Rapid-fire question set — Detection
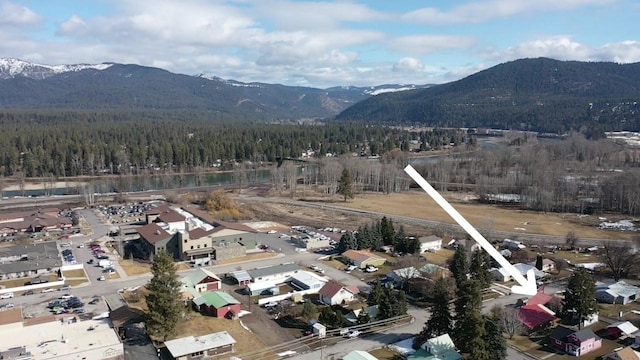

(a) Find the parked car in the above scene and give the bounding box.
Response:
[88,298,100,305]
[77,244,84,248]
[98,276,105,281]
[364,266,378,273]
[87,259,94,264]
[60,285,71,291]
[309,264,319,271]
[23,290,34,296]
[59,294,73,300]
[0,292,14,299]
[315,268,325,274]
[345,264,357,272]
[41,288,54,293]
[264,301,279,308]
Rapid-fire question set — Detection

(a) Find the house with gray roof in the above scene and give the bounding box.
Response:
[0,242,61,280]
[596,281,640,305]
[164,331,236,359]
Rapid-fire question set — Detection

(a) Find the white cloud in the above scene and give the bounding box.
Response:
[0,2,42,26]
[403,0,616,25]
[390,35,476,54]
[488,36,640,63]
[393,57,424,72]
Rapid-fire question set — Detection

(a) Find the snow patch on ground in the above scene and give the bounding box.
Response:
[598,220,636,231]
[237,310,251,318]
[387,337,416,355]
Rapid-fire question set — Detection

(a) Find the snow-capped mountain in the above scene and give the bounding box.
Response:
[0,58,112,80]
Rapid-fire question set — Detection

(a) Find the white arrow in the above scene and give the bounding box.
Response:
[404,165,537,296]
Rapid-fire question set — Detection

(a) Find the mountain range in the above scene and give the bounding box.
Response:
[336,58,640,134]
[0,58,429,120]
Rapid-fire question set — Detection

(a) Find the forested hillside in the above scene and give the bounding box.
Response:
[336,58,640,135]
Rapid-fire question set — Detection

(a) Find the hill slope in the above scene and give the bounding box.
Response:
[336,58,640,134]
[0,58,428,121]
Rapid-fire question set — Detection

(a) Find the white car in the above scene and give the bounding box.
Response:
[41,288,54,293]
[59,294,73,300]
[98,276,106,281]
[315,268,325,274]
[346,330,361,338]
[266,230,277,234]
[364,266,378,273]
[309,264,319,271]
[0,292,14,299]
[264,302,279,308]
[345,264,357,272]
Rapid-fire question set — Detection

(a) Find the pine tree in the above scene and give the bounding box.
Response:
[414,278,452,349]
[357,307,371,324]
[380,216,395,245]
[337,232,357,253]
[449,245,468,286]
[470,249,491,289]
[367,280,384,306]
[564,268,597,329]
[484,317,507,360]
[396,289,408,316]
[145,251,183,341]
[453,280,485,354]
[337,167,353,201]
[356,224,372,250]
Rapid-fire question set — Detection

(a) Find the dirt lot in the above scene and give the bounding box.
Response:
[243,190,634,240]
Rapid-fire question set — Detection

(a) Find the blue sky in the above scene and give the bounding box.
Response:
[2,0,639,87]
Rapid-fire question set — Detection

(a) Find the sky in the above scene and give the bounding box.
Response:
[2,0,640,88]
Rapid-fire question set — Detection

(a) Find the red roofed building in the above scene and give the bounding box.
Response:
[519,292,558,330]
[319,280,360,305]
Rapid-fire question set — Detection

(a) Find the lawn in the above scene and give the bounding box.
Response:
[119,260,152,276]
[62,269,86,278]
[0,274,58,289]
[423,248,455,266]
[65,278,89,286]
[172,312,275,360]
[216,252,278,265]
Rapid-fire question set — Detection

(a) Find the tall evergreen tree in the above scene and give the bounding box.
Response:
[449,245,469,286]
[380,216,395,245]
[484,317,507,360]
[356,223,372,249]
[470,249,491,289]
[337,232,357,253]
[367,280,384,306]
[454,280,486,355]
[357,307,371,324]
[337,167,353,201]
[145,251,183,341]
[535,254,544,271]
[564,268,597,329]
[414,278,452,349]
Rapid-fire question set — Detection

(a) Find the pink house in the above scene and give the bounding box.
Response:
[550,326,602,356]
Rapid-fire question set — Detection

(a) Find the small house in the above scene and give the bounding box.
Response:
[386,267,422,286]
[318,280,359,305]
[550,326,602,357]
[193,291,241,318]
[413,333,462,360]
[518,293,557,330]
[164,331,236,360]
[596,281,640,305]
[418,235,442,253]
[342,250,386,269]
[602,346,640,360]
[180,268,221,296]
[530,258,555,272]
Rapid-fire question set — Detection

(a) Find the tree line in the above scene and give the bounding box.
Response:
[337,216,421,255]
[0,110,470,178]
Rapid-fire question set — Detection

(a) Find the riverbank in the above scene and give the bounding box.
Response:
[2,181,88,192]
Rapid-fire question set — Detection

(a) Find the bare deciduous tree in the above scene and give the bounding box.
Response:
[565,231,579,250]
[600,241,640,281]
[498,307,526,339]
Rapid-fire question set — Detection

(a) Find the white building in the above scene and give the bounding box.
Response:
[318,280,360,306]
[491,263,546,282]
[0,307,123,360]
[596,281,640,305]
[418,235,443,253]
[164,331,236,360]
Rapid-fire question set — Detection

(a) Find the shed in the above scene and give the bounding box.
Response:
[312,322,326,339]
[193,291,241,318]
[229,270,251,286]
[607,321,639,339]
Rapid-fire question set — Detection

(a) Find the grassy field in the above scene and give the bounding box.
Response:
[369,348,403,360]
[119,260,152,276]
[0,274,58,289]
[65,278,89,286]
[216,252,278,265]
[344,191,633,240]
[174,312,275,360]
[422,248,455,266]
[62,269,86,278]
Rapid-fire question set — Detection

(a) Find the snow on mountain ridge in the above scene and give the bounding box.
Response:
[0,58,112,79]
